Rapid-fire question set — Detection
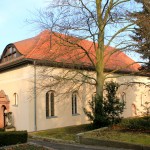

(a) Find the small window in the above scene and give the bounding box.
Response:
[121,92,126,107]
[46,91,55,117]
[9,47,13,53]
[13,47,16,52]
[132,103,137,116]
[141,94,148,106]
[92,92,96,101]
[13,93,18,106]
[91,93,96,108]
[72,92,78,115]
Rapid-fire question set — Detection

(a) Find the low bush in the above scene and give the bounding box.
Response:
[0,128,4,132]
[119,116,150,132]
[0,131,27,147]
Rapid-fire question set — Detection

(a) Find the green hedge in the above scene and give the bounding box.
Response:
[120,116,150,131]
[0,131,27,147]
[0,128,4,132]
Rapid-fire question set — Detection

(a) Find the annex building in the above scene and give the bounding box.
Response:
[0,30,149,131]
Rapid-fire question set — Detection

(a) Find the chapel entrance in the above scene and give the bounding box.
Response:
[0,90,10,128]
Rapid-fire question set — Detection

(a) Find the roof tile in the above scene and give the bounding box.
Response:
[13,30,140,72]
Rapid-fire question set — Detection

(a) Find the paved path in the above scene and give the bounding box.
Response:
[29,139,133,150]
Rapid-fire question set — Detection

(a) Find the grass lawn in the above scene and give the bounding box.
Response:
[29,124,93,141]
[83,128,150,146]
[0,144,50,150]
[29,124,150,146]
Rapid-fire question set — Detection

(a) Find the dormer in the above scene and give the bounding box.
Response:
[0,44,22,63]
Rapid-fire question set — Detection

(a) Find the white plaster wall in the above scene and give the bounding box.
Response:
[35,67,91,130]
[35,66,149,131]
[104,74,149,117]
[36,91,89,130]
[115,75,150,117]
[0,65,35,131]
[0,64,149,132]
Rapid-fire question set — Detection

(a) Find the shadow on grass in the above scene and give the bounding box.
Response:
[29,124,94,141]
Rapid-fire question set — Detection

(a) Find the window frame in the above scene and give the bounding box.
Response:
[1,46,21,63]
[13,93,18,106]
[72,91,78,115]
[121,92,126,108]
[46,90,56,118]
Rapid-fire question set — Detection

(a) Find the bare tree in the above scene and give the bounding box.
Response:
[31,0,140,100]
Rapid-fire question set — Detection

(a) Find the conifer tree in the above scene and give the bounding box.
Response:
[130,0,150,71]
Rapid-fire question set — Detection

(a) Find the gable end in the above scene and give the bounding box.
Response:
[0,44,22,64]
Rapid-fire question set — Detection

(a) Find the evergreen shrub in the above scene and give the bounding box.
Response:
[0,131,27,147]
[120,116,150,131]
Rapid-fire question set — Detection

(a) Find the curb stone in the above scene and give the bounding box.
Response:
[79,137,150,150]
[0,144,25,150]
[76,127,108,142]
[0,143,53,150]
[29,135,76,144]
[28,142,54,150]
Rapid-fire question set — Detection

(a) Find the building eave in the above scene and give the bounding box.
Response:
[29,59,149,77]
[0,58,149,77]
[0,58,33,72]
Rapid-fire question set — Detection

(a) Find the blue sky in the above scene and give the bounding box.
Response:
[0,0,47,54]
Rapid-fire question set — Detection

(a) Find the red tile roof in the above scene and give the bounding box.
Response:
[13,30,140,72]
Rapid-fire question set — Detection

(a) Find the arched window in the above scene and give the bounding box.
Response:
[132,103,137,116]
[92,92,96,101]
[13,93,18,106]
[46,91,55,117]
[121,92,126,107]
[72,92,77,115]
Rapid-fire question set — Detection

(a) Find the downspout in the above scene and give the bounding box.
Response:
[34,60,37,131]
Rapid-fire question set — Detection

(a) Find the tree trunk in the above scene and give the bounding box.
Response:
[96,0,105,100]
[96,46,105,100]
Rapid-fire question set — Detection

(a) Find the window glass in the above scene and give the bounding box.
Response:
[46,91,55,117]
[121,93,126,104]
[14,93,18,106]
[72,92,77,115]
[1,47,21,63]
